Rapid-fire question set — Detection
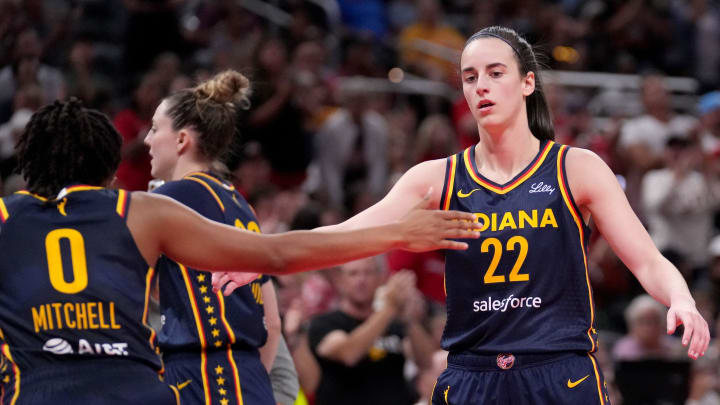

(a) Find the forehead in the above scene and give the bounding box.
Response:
[152,99,170,121]
[461,38,518,70]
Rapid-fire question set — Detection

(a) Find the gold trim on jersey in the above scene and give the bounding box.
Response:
[215,292,236,345]
[63,185,103,194]
[184,177,225,212]
[2,344,19,405]
[463,141,554,195]
[116,190,129,218]
[15,190,47,201]
[556,145,596,352]
[179,264,212,404]
[442,155,457,211]
[169,384,181,405]
[0,198,8,222]
[142,267,157,350]
[588,354,606,405]
[186,172,235,192]
[226,348,244,405]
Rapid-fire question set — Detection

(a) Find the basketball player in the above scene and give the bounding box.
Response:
[214,26,711,405]
[0,99,478,405]
[143,70,280,405]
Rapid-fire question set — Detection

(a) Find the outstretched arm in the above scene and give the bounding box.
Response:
[127,191,478,275]
[319,159,448,231]
[566,148,709,359]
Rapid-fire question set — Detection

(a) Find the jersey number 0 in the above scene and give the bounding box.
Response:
[45,228,88,294]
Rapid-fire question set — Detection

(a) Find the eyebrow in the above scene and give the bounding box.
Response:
[461,62,508,73]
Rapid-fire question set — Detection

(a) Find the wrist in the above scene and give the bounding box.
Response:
[670,294,695,307]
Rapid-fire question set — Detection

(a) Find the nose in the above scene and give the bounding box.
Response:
[143,130,151,146]
[475,77,489,95]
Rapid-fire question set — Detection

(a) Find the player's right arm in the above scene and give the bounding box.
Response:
[126,191,477,275]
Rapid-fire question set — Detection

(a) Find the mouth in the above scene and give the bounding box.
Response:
[477,101,495,110]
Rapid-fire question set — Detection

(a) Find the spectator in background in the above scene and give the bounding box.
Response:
[686,357,720,405]
[413,114,459,163]
[612,294,685,361]
[692,0,720,91]
[63,38,114,111]
[113,72,164,190]
[314,89,389,211]
[0,28,65,115]
[308,260,434,405]
[641,137,720,273]
[398,0,464,83]
[246,37,312,189]
[697,91,720,155]
[414,350,448,405]
[619,73,698,216]
[122,0,186,78]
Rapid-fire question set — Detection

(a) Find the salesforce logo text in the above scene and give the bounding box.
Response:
[473,295,542,312]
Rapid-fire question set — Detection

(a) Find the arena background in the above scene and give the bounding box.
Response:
[1,0,719,404]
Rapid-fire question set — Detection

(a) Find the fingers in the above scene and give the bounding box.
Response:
[440,240,469,250]
[212,272,231,293]
[685,315,710,359]
[443,229,481,240]
[440,210,478,223]
[668,309,710,359]
[223,281,241,296]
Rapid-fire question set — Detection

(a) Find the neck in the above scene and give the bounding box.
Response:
[340,299,373,319]
[170,158,210,181]
[475,116,540,179]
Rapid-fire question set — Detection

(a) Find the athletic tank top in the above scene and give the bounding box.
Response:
[154,172,269,353]
[439,141,599,355]
[0,187,161,372]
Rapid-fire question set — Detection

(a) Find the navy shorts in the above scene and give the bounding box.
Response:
[164,347,274,405]
[432,352,611,405]
[2,358,178,405]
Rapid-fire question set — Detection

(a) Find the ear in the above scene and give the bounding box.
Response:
[176,129,192,155]
[522,71,536,97]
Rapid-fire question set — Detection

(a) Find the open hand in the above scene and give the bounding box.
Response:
[667,300,710,359]
[397,188,480,252]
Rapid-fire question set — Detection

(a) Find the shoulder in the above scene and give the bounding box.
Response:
[564,146,607,172]
[563,147,617,205]
[156,179,224,218]
[154,179,208,204]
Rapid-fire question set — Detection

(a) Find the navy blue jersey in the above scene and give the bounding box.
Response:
[439,141,598,355]
[0,187,162,377]
[154,172,269,355]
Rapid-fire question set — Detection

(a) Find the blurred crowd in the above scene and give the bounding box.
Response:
[1,0,720,404]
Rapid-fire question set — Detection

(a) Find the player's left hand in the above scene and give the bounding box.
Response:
[212,271,259,296]
[666,300,710,360]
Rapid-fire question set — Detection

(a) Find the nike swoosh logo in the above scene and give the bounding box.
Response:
[176,379,192,391]
[567,375,589,388]
[457,188,482,198]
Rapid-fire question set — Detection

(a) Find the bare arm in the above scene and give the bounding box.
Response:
[316,305,398,366]
[566,148,710,359]
[315,271,413,366]
[319,158,448,231]
[401,288,436,370]
[258,281,281,372]
[127,191,478,274]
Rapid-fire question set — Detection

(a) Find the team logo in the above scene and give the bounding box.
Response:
[496,353,515,369]
[42,338,73,355]
[457,188,482,198]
